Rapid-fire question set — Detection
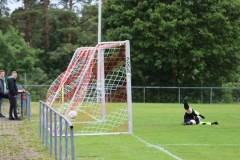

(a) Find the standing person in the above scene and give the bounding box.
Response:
[182,97,218,125]
[8,71,21,121]
[0,70,9,118]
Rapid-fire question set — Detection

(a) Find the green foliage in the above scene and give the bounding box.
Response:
[48,43,79,60]
[8,1,98,75]
[2,0,240,102]
[44,4,98,73]
[0,1,97,101]
[132,87,240,103]
[0,27,51,101]
[0,0,9,16]
[17,72,54,101]
[11,4,45,48]
[0,16,11,33]
[0,26,42,74]
[102,0,240,87]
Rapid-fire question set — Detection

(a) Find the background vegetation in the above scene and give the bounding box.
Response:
[0,0,240,101]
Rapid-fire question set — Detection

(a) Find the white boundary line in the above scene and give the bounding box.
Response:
[132,135,239,159]
[160,144,240,146]
[132,134,182,160]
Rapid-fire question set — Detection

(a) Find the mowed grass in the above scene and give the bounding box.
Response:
[74,103,240,160]
[0,102,53,159]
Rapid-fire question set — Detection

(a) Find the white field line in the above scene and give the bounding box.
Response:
[132,134,182,160]
[229,115,240,118]
[160,144,240,146]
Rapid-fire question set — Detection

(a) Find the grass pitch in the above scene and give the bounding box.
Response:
[23,102,240,159]
[0,102,53,159]
[74,103,240,160]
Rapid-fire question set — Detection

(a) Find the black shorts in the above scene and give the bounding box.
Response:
[184,118,192,122]
[183,117,200,124]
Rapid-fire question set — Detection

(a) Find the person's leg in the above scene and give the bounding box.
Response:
[8,95,15,120]
[190,119,197,125]
[12,97,20,120]
[0,98,3,117]
[183,97,205,119]
[183,98,195,125]
[199,121,218,125]
[183,97,193,114]
[182,119,197,125]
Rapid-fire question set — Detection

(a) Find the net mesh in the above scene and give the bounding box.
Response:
[45,41,131,135]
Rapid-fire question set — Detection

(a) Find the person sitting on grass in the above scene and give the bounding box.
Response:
[182,97,218,125]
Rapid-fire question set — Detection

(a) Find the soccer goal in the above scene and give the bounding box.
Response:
[45,40,132,136]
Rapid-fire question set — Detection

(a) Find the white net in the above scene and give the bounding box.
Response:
[45,41,132,135]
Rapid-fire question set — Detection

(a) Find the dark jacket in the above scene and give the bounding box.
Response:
[7,76,18,96]
[0,79,3,93]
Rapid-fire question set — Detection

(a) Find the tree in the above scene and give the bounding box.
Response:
[102,0,240,87]
[0,0,11,33]
[7,0,97,76]
[47,2,98,62]
[0,26,42,74]
[50,0,95,61]
[11,0,45,48]
[44,0,50,47]
[0,0,9,16]
[0,26,50,101]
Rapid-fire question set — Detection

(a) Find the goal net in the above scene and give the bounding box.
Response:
[45,41,132,135]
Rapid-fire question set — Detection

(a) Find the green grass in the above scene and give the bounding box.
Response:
[0,102,53,160]
[73,103,240,160]
[3,102,239,160]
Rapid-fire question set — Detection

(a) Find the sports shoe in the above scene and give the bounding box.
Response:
[0,113,5,118]
[9,117,15,120]
[15,118,22,121]
[182,121,192,125]
[183,97,188,103]
[212,121,218,125]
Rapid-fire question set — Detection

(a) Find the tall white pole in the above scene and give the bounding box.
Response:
[125,40,133,134]
[98,0,102,43]
[97,1,105,123]
[99,0,105,121]
[97,0,102,99]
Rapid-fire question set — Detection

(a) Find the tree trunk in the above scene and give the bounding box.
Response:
[67,0,73,61]
[44,0,50,47]
[24,1,32,48]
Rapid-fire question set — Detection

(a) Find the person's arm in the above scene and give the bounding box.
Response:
[0,80,3,93]
[8,79,17,96]
[18,89,25,93]
[199,114,205,119]
[193,110,205,119]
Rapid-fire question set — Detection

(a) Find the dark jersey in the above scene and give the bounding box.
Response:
[184,112,195,119]
[183,109,200,124]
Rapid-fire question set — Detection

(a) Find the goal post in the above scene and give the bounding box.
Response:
[97,49,106,122]
[125,40,133,134]
[45,40,133,136]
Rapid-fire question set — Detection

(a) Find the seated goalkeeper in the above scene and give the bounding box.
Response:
[182,97,218,125]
